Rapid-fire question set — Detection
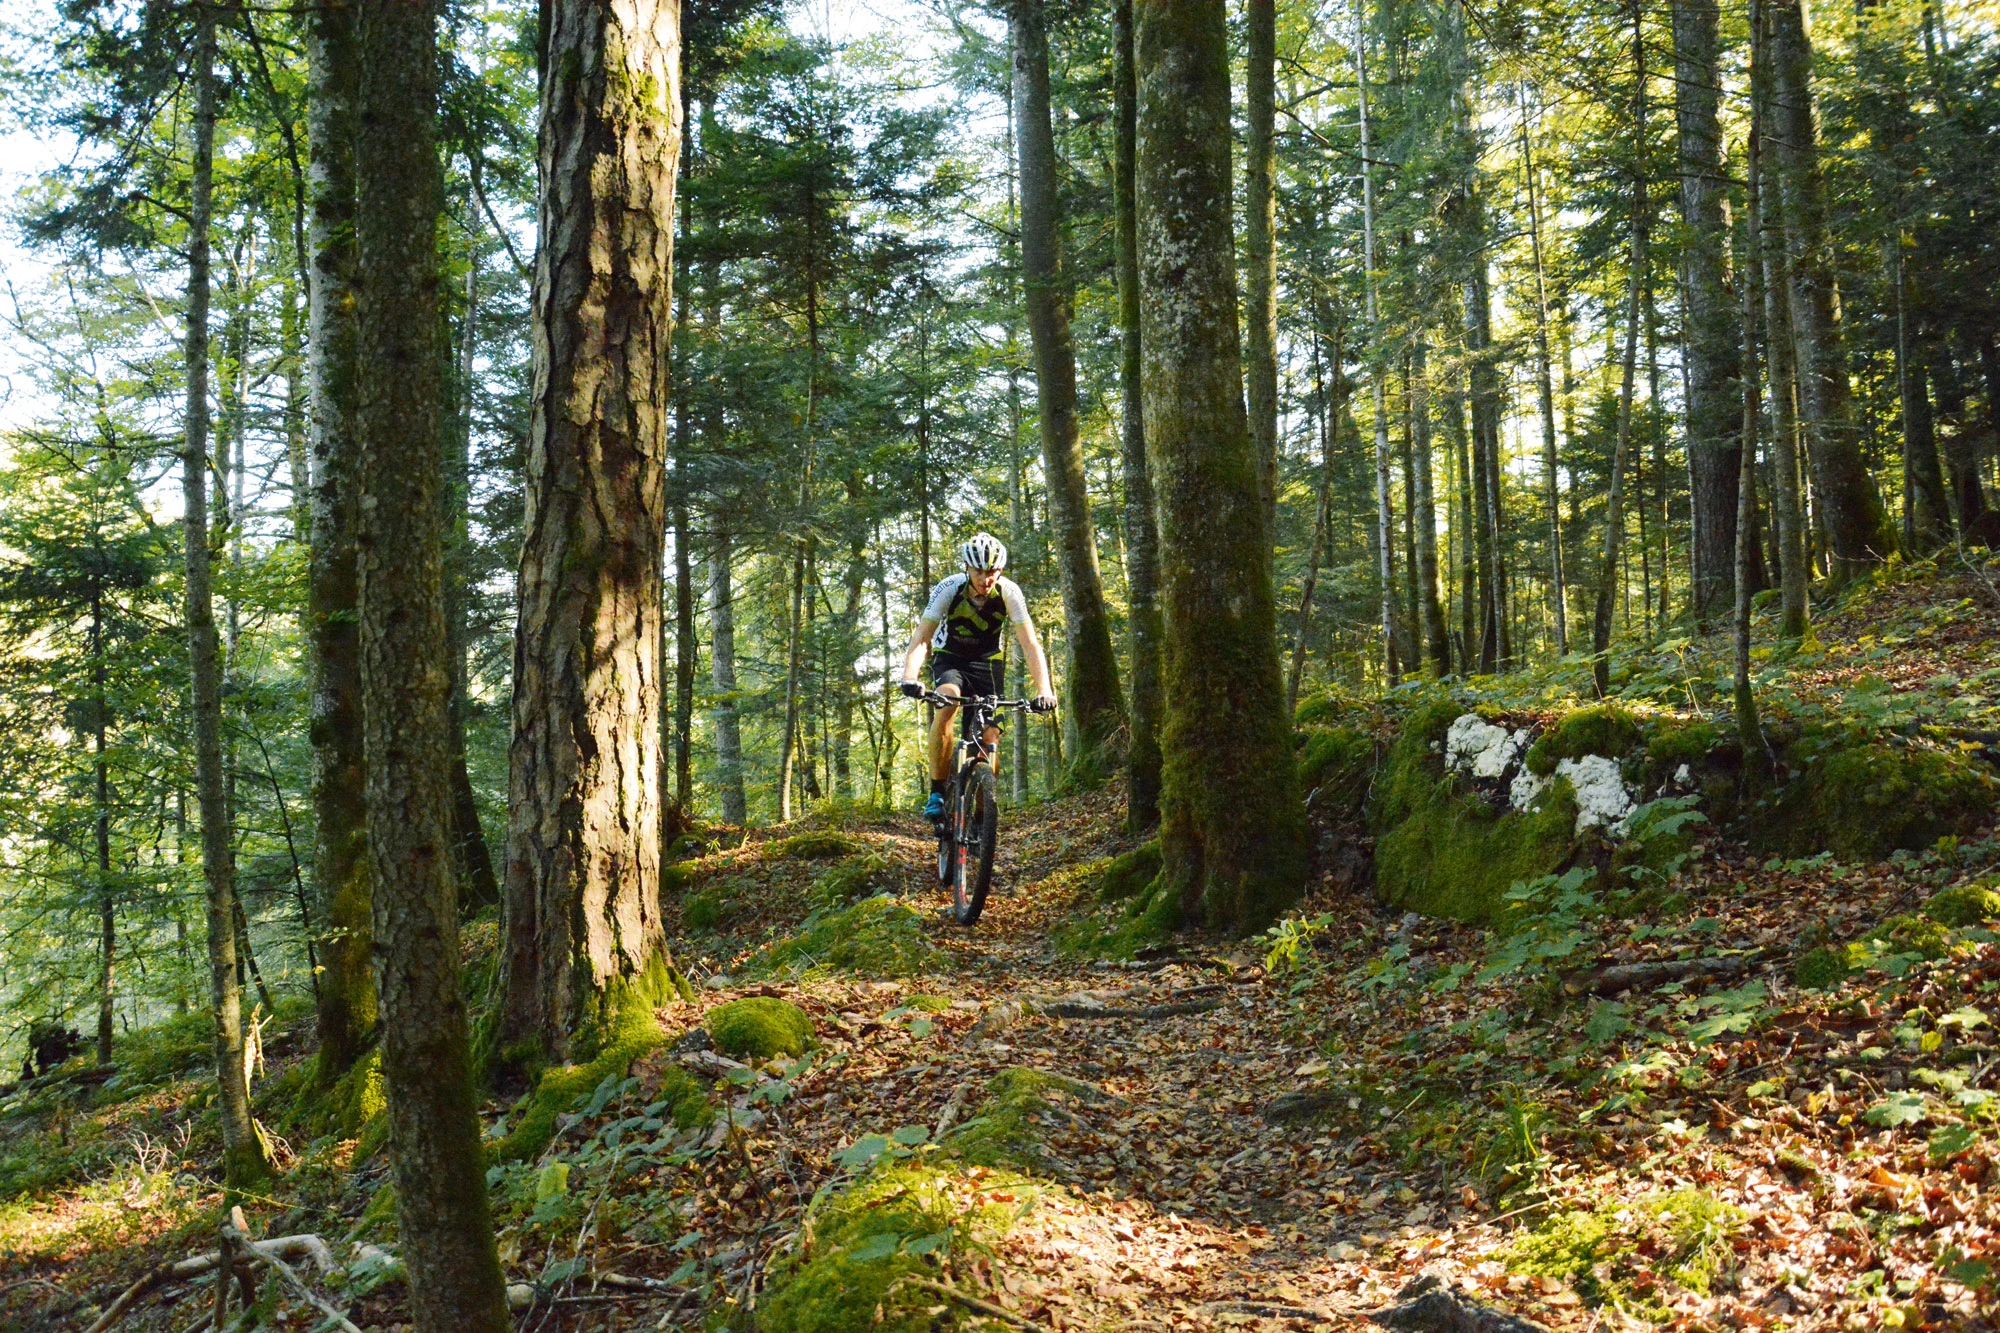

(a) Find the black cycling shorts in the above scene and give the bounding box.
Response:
[931,654,1006,726]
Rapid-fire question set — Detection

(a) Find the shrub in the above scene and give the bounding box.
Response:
[773,832,864,860]
[1923,883,2000,927]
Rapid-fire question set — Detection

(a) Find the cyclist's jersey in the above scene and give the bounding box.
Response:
[923,574,1031,662]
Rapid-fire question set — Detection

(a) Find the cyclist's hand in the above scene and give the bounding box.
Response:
[900,680,926,700]
[1030,694,1058,714]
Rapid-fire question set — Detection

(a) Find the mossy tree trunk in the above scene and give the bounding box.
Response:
[1768,0,1895,582]
[352,2,510,1325]
[1672,0,1742,628]
[184,8,270,1189]
[502,0,682,1059]
[1014,0,1124,758]
[1135,0,1306,933]
[304,0,375,1080]
[1242,0,1277,545]
[1736,36,1768,766]
[1113,0,1161,830]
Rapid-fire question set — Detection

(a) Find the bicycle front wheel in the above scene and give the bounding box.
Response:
[950,765,999,926]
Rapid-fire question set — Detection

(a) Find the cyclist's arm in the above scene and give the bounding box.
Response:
[1012,620,1055,699]
[901,619,938,686]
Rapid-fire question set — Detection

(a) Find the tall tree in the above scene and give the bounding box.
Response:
[1243,0,1278,540]
[1753,0,1810,638]
[182,6,270,1189]
[1113,0,1162,830]
[1519,90,1568,656]
[1355,0,1399,683]
[1136,0,1305,932]
[501,0,683,1058]
[1671,0,1741,626]
[352,0,510,1323]
[1767,0,1894,581]
[303,0,372,1082]
[1013,0,1124,760]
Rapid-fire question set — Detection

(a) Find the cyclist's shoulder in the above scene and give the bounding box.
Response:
[924,573,968,607]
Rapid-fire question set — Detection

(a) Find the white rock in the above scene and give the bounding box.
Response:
[1558,755,1635,834]
[1510,767,1549,810]
[1443,714,1527,779]
[1674,763,1693,785]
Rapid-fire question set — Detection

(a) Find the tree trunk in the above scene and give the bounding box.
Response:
[1113,0,1162,831]
[1014,0,1124,757]
[1753,0,1811,639]
[501,0,681,1060]
[1243,0,1278,545]
[447,240,499,916]
[1894,244,1950,550]
[1938,340,1987,533]
[706,528,746,823]
[1768,0,1894,580]
[1356,9,1399,684]
[1520,96,1569,657]
[94,593,114,1066]
[1410,338,1449,675]
[1289,317,1344,707]
[1736,0,1768,763]
[184,8,269,1189]
[303,0,374,1082]
[1466,266,1510,671]
[1136,0,1306,932]
[1451,378,1477,667]
[1592,1,1648,699]
[352,3,510,1323]
[1671,0,1740,627]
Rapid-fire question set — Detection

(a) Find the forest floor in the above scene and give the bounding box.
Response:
[5,562,2000,1332]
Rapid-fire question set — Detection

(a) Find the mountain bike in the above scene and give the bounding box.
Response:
[916,689,1039,926]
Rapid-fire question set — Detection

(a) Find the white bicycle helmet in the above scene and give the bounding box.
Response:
[960,532,1008,572]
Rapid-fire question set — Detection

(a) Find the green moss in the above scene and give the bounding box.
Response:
[773,832,864,861]
[1525,704,1644,777]
[707,998,815,1060]
[1646,717,1720,768]
[812,852,895,909]
[903,993,953,1013]
[1370,699,1464,826]
[1373,766,1580,925]
[1792,945,1858,990]
[488,956,691,1164]
[653,1066,716,1131]
[942,1067,1110,1172]
[757,1163,1028,1333]
[1507,1189,1744,1311]
[750,896,942,978]
[1924,883,2000,927]
[1293,687,1363,729]
[1094,841,1162,903]
[1868,914,1954,960]
[328,1048,386,1138]
[1295,725,1375,816]
[1765,741,1998,862]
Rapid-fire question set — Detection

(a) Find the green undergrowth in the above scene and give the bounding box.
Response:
[772,831,866,861]
[1506,1188,1745,1314]
[489,958,694,1164]
[943,1066,1112,1172]
[749,895,941,978]
[1760,739,1997,862]
[1792,904,1977,990]
[811,852,895,909]
[707,997,816,1060]
[1053,869,1181,958]
[1093,841,1161,903]
[756,1161,1035,1333]
[1924,882,2000,926]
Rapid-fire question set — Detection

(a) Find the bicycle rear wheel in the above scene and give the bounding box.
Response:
[950,765,999,926]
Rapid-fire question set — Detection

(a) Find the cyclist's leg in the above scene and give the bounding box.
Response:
[927,658,967,820]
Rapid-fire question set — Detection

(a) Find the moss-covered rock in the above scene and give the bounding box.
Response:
[756,1163,1027,1333]
[811,852,895,908]
[1370,705,1581,924]
[1293,687,1365,730]
[707,997,815,1060]
[750,895,942,978]
[1763,741,1997,862]
[1645,716,1721,769]
[773,831,864,860]
[682,888,726,930]
[1524,704,1644,777]
[1924,882,2000,927]
[1296,725,1376,817]
[1094,841,1161,903]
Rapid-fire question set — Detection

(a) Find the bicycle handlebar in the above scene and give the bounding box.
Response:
[912,689,1037,711]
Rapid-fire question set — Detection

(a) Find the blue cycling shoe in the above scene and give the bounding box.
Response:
[923,793,945,820]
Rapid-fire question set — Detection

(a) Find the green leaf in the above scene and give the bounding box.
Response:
[1941,1006,1990,1031]
[534,1160,570,1201]
[1864,1092,1930,1128]
[903,1230,952,1256]
[581,1073,621,1118]
[909,1017,935,1038]
[1583,1001,1630,1046]
[847,1232,904,1263]
[890,1124,930,1147]
[833,1133,892,1170]
[1929,1124,1979,1160]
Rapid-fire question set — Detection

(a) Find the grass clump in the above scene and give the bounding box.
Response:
[773,831,865,861]
[812,852,895,909]
[707,997,816,1060]
[1506,1189,1744,1312]
[751,896,941,978]
[1524,704,1644,777]
[1293,687,1365,730]
[943,1066,1111,1172]
[757,1163,1028,1333]
[903,993,953,1012]
[107,1010,216,1088]
[1924,882,2000,927]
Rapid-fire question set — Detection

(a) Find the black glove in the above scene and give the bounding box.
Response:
[900,680,926,700]
[1029,696,1057,714]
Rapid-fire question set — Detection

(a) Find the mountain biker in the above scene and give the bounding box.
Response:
[899,533,1057,820]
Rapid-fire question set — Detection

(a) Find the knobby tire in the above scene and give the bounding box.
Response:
[950,765,999,926]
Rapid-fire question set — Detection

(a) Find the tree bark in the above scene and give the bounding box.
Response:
[184,7,269,1190]
[1113,0,1162,831]
[1013,0,1124,757]
[706,527,746,824]
[1768,0,1895,581]
[303,0,373,1082]
[1671,0,1741,626]
[352,2,510,1324]
[448,236,499,916]
[1519,93,1568,657]
[501,0,681,1059]
[1736,49,1768,761]
[1356,8,1399,684]
[1136,0,1306,932]
[1894,243,1950,551]
[93,592,114,1066]
[1753,0,1811,639]
[1243,0,1278,544]
[1410,338,1449,675]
